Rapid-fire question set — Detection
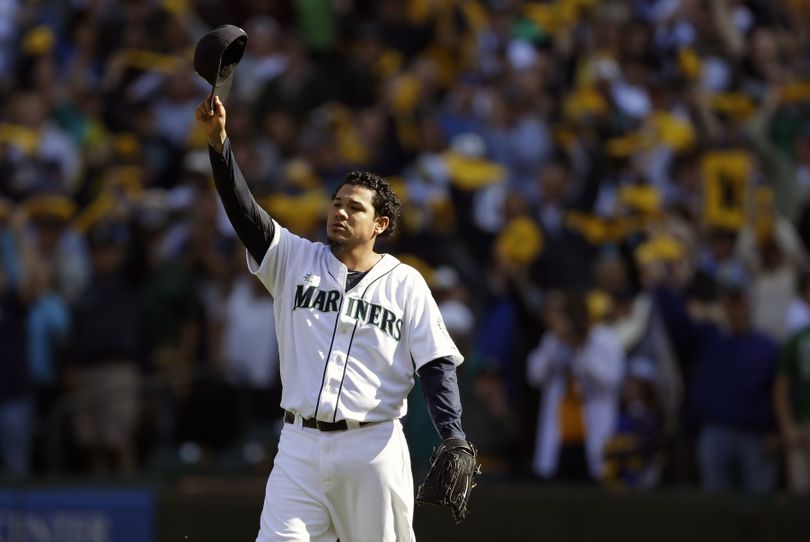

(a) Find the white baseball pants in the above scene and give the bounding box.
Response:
[256,416,415,541]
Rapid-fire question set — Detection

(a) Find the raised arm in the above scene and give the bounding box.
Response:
[194,96,275,263]
[526,332,563,388]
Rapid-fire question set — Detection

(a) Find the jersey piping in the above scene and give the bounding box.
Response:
[312,293,345,421]
[331,263,402,423]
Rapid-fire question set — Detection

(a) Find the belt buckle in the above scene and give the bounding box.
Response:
[316,420,339,432]
[316,419,352,431]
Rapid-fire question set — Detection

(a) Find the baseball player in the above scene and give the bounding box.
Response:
[195,95,479,541]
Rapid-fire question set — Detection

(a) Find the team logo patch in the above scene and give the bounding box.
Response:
[303,273,320,287]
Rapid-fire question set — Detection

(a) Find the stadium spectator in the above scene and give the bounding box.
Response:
[774,324,810,493]
[527,291,624,482]
[66,219,140,475]
[656,264,780,493]
[0,205,44,478]
[602,356,666,490]
[217,245,281,459]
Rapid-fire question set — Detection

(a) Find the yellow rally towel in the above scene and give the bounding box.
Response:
[0,123,40,155]
[443,152,506,190]
[495,216,544,265]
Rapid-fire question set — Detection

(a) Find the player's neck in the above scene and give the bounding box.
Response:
[330,243,381,272]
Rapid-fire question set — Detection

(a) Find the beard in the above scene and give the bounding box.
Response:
[327,237,346,250]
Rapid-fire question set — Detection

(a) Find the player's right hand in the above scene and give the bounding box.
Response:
[195,95,227,153]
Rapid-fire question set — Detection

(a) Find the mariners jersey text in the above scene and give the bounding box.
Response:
[293,284,403,340]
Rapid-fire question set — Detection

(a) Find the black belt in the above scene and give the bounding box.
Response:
[283,410,374,432]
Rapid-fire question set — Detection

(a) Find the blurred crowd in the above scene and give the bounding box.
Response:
[2,0,810,496]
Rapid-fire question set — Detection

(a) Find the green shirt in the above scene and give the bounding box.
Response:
[778,328,810,422]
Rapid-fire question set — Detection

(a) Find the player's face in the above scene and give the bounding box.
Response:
[327,184,388,246]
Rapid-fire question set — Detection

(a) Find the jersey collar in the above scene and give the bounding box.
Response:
[326,251,400,294]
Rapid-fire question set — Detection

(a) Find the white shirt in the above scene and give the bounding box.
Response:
[248,220,462,423]
[527,326,624,479]
[751,266,796,340]
[221,277,279,389]
[786,298,810,336]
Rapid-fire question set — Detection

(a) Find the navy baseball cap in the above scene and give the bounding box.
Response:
[193,24,248,110]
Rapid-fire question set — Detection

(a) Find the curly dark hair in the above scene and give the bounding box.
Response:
[333,171,401,238]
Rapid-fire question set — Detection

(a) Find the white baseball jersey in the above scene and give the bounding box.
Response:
[247,219,463,423]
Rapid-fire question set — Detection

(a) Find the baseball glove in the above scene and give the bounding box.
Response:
[416,438,481,522]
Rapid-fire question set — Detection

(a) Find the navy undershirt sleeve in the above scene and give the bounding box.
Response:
[417,356,466,441]
[209,139,275,263]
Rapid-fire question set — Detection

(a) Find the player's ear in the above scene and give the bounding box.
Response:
[375,216,390,235]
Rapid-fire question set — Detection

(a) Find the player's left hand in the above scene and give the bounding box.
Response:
[416,438,481,523]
